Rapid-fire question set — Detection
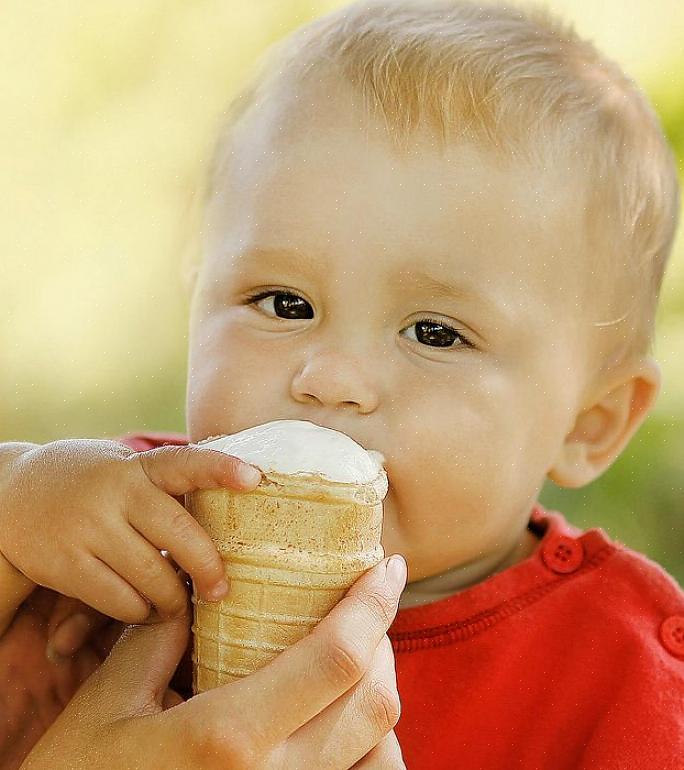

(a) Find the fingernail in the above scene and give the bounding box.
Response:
[45,641,64,664]
[238,464,262,488]
[206,579,229,601]
[52,613,90,656]
[385,555,407,593]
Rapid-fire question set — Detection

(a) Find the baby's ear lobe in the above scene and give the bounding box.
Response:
[546,356,662,489]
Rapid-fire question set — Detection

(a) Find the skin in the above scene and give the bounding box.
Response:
[186,74,661,608]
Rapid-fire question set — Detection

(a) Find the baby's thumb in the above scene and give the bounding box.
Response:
[92,606,191,718]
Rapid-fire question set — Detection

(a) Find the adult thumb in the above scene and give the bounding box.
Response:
[91,604,191,719]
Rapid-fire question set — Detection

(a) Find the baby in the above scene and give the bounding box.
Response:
[2,1,683,768]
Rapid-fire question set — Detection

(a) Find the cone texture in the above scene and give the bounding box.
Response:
[185,470,386,693]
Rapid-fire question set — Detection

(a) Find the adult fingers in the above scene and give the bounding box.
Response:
[89,602,191,718]
[46,594,112,658]
[200,554,407,747]
[47,593,82,637]
[47,609,111,660]
[127,487,228,602]
[52,645,103,708]
[21,609,193,770]
[352,731,406,769]
[92,530,188,620]
[284,635,401,768]
[131,444,262,497]
[90,617,127,661]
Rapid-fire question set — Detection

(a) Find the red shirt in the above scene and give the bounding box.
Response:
[122,433,684,767]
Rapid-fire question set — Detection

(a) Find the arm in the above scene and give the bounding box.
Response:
[0,443,39,637]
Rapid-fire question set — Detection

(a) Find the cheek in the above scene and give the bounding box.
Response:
[187,313,288,437]
[382,381,490,500]
[385,367,540,514]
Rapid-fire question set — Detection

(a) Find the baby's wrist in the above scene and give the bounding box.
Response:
[0,449,40,633]
[0,548,34,585]
[0,442,40,583]
[0,549,37,636]
[0,441,39,488]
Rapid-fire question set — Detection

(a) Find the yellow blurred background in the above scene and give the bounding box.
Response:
[2,1,682,580]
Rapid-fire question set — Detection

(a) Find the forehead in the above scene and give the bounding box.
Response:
[205,76,594,327]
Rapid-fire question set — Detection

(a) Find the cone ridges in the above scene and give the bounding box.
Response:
[187,469,386,692]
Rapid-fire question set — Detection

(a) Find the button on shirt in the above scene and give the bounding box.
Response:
[660,615,684,658]
[541,534,585,573]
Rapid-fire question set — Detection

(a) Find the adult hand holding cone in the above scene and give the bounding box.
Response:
[21,556,408,769]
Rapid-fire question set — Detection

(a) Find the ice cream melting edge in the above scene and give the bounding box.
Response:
[196,419,386,485]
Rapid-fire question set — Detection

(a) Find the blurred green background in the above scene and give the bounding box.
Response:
[1,1,682,583]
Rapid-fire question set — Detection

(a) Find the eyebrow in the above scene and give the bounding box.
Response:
[238,246,511,325]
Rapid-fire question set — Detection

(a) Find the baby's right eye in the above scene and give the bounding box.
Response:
[247,290,314,320]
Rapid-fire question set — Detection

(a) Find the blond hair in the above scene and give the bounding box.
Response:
[190,0,680,364]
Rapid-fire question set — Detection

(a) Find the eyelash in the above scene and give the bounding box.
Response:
[243,289,475,350]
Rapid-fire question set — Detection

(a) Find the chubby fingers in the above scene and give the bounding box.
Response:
[126,486,230,607]
[47,593,89,638]
[90,528,191,620]
[61,555,153,624]
[125,445,264,603]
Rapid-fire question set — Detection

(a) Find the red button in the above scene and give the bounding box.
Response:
[541,535,584,574]
[659,615,684,658]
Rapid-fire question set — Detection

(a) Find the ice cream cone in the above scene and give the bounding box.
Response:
[185,467,386,693]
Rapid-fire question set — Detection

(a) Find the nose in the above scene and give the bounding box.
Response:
[290,349,380,414]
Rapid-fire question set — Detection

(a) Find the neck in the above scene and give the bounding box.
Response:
[398,526,539,610]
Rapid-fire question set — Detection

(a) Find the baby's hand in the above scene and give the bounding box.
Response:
[0,439,262,623]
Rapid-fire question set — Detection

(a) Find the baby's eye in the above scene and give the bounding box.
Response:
[247,290,314,320]
[245,291,473,350]
[401,319,473,349]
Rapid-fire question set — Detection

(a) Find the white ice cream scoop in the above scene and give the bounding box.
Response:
[197,419,386,485]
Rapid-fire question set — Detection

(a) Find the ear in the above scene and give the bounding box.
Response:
[547,356,662,489]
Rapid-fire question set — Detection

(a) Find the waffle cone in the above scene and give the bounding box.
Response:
[185,469,386,693]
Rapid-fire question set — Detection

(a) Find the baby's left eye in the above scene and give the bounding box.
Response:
[401,319,473,349]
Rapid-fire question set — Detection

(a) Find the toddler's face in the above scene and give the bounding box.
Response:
[186,80,603,598]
